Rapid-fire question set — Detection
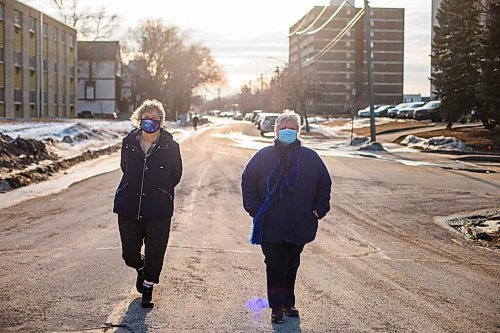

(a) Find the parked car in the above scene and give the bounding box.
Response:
[373,105,394,117]
[357,105,380,118]
[259,113,280,136]
[413,101,442,121]
[396,102,425,119]
[232,112,244,120]
[77,110,94,118]
[244,113,254,121]
[387,103,409,118]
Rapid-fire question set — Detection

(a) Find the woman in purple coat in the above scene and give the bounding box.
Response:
[241,111,332,323]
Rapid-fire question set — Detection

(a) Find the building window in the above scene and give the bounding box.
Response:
[63,93,66,105]
[85,81,96,100]
[14,10,22,27]
[69,66,75,78]
[70,94,75,105]
[29,56,36,70]
[54,62,58,73]
[346,51,351,58]
[0,87,4,102]
[29,90,36,104]
[346,40,351,48]
[43,59,48,71]
[69,35,74,48]
[43,92,48,104]
[53,28,58,41]
[54,93,58,105]
[0,4,4,21]
[0,47,3,63]
[346,62,351,69]
[14,89,23,104]
[43,23,48,38]
[14,52,22,68]
[29,17,36,33]
[62,31,66,44]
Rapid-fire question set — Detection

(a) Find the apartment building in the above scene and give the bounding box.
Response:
[0,0,76,118]
[289,0,404,115]
[77,41,122,118]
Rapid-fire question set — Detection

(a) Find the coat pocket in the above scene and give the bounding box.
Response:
[116,183,129,196]
[158,187,173,200]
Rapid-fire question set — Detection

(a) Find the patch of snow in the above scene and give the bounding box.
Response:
[401,135,472,151]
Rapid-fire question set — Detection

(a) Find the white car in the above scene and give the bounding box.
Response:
[357,105,380,118]
[259,113,280,136]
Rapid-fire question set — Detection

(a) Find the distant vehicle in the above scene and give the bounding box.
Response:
[373,105,394,117]
[252,110,263,122]
[357,105,381,118]
[232,112,244,120]
[77,110,94,118]
[387,103,409,118]
[220,111,234,117]
[244,113,254,121]
[259,113,280,136]
[396,102,425,119]
[413,101,442,121]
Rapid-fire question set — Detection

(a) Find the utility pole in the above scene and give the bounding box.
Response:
[297,33,310,132]
[364,0,376,142]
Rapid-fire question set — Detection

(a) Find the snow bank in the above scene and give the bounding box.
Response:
[401,135,472,151]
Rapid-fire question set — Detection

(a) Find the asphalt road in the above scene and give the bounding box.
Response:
[1,122,499,333]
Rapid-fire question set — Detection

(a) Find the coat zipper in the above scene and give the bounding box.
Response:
[137,157,147,219]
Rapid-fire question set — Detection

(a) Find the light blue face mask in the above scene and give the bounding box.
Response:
[278,129,297,145]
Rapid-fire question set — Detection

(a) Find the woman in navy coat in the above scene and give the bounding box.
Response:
[113,99,182,308]
[241,110,331,323]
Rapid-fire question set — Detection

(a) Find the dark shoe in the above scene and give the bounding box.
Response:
[271,308,284,324]
[136,268,145,293]
[284,306,299,317]
[141,285,154,308]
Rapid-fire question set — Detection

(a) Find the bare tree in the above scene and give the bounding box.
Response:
[50,0,119,40]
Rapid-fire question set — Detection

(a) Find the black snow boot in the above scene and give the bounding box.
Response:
[141,285,154,308]
[136,268,145,293]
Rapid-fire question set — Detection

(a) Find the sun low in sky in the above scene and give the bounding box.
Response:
[24,0,432,98]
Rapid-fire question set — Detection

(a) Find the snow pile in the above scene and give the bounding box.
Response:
[401,135,472,151]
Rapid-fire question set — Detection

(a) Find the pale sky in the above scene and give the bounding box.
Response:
[22,0,432,98]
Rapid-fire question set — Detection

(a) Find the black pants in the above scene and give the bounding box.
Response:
[118,215,171,284]
[261,242,305,309]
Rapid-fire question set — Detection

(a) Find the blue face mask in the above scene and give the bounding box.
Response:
[278,129,297,145]
[140,118,161,134]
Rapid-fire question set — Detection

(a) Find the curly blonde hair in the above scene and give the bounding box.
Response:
[130,99,166,128]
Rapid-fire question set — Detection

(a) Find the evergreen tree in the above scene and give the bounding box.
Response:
[478,1,500,130]
[431,0,482,124]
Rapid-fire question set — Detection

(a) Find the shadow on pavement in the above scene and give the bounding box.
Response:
[272,317,302,332]
[116,297,153,333]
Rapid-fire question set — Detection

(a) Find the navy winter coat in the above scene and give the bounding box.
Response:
[241,143,332,245]
[113,128,182,221]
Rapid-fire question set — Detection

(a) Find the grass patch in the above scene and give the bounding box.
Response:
[349,120,431,136]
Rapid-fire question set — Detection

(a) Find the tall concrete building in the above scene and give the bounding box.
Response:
[289,1,404,115]
[0,0,77,119]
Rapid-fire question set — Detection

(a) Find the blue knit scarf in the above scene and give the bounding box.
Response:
[250,139,301,245]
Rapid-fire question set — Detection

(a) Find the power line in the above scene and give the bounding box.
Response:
[294,6,328,35]
[305,8,365,64]
[305,0,348,35]
[288,9,316,36]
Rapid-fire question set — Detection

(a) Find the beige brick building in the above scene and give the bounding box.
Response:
[0,0,76,118]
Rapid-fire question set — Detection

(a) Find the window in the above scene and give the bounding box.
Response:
[29,56,36,70]
[70,94,75,105]
[69,66,75,77]
[69,35,74,48]
[54,62,58,73]
[29,17,36,33]
[14,52,22,67]
[43,59,48,71]
[0,47,3,63]
[85,80,95,100]
[14,89,23,103]
[43,23,48,38]
[346,62,351,69]
[63,93,66,105]
[53,28,58,41]
[29,90,36,104]
[14,10,22,27]
[43,92,48,104]
[54,93,58,105]
[346,52,351,58]
[0,4,4,21]
[0,87,4,102]
[62,31,66,44]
